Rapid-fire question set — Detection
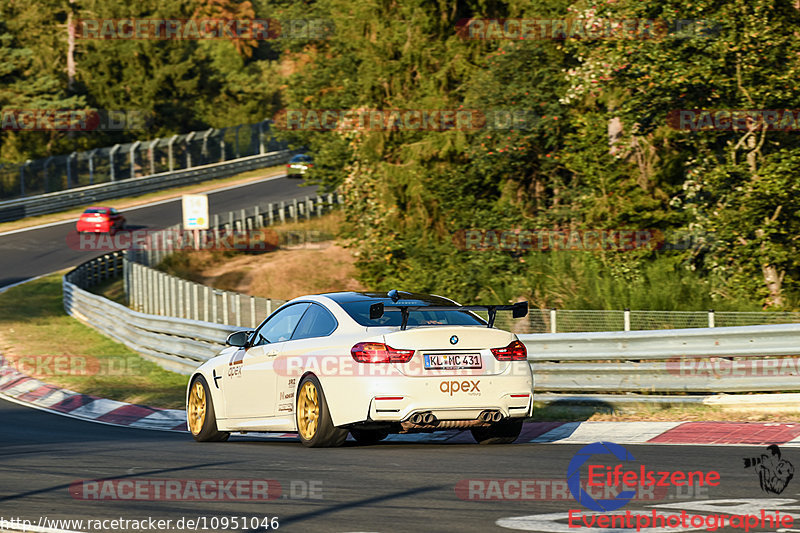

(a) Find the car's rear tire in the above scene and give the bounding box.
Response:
[471,418,524,444]
[187,375,230,442]
[350,428,389,445]
[296,375,347,447]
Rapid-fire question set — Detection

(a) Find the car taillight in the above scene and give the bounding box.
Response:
[286,164,292,167]
[308,163,314,167]
[351,342,414,363]
[491,340,527,361]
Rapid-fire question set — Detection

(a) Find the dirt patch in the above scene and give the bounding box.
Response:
[176,242,364,300]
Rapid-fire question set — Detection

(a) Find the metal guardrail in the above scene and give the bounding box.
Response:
[62,251,800,392]
[64,252,235,374]
[520,327,800,393]
[0,150,293,223]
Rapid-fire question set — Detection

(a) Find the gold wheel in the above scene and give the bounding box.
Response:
[188,381,207,435]
[297,380,320,440]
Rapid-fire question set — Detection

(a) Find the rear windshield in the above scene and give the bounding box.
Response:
[83,208,108,214]
[290,155,312,163]
[340,300,486,327]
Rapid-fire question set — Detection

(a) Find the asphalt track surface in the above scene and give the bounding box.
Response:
[0,175,318,288]
[2,177,800,532]
[1,398,799,533]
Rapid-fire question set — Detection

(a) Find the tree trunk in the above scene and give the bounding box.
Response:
[761,264,784,308]
[67,0,75,92]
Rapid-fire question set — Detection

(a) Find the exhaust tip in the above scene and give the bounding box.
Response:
[422,413,437,424]
[409,413,423,424]
[491,411,504,422]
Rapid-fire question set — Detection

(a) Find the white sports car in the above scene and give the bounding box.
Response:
[186,290,533,447]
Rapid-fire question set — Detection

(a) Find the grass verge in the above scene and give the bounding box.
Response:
[532,401,800,422]
[0,272,187,408]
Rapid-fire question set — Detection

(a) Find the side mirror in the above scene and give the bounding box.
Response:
[369,302,384,320]
[512,301,529,319]
[226,330,252,347]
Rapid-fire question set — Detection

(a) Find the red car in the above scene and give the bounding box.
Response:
[76,207,126,234]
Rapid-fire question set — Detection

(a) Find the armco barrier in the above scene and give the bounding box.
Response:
[0,150,293,222]
[64,252,235,374]
[63,252,800,393]
[520,326,800,393]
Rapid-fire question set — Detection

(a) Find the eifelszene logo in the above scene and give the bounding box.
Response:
[743,444,794,494]
[567,441,721,512]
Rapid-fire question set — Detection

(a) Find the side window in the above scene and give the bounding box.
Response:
[291,303,338,340]
[251,303,310,346]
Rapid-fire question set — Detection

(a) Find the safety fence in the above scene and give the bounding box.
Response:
[493,308,800,334]
[0,120,284,201]
[122,193,342,328]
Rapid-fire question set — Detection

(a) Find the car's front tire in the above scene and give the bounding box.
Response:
[296,375,347,447]
[471,418,524,444]
[187,375,230,442]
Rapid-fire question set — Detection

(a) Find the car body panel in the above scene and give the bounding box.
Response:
[187,291,534,435]
[76,206,125,233]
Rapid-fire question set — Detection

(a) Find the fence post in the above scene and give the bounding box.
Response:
[212,290,218,323]
[67,152,77,188]
[130,140,141,179]
[708,309,715,328]
[193,283,199,321]
[87,150,97,185]
[250,297,256,328]
[624,308,631,332]
[158,273,166,315]
[123,256,130,305]
[221,291,228,325]
[268,203,274,225]
[109,144,120,181]
[148,139,159,175]
[175,277,182,318]
[266,299,272,317]
[20,160,31,196]
[550,308,557,334]
[205,285,211,322]
[235,292,242,327]
[185,132,196,168]
[168,134,179,172]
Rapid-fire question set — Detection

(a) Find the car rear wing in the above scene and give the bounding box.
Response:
[369,301,528,330]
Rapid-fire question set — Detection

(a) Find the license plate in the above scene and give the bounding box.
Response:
[424,353,482,370]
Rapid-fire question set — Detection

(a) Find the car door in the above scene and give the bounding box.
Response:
[274,303,339,413]
[223,303,310,419]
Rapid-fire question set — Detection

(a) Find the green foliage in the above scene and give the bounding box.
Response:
[4,0,800,310]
